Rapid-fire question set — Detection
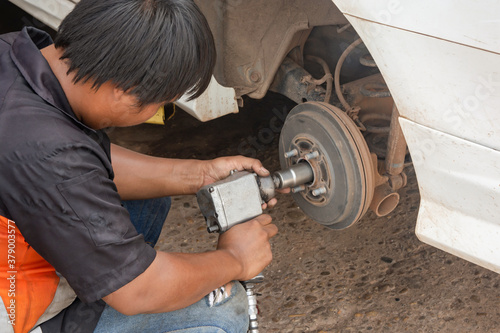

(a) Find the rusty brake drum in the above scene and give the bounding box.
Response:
[279,102,374,229]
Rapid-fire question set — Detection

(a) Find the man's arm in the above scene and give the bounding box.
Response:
[111,144,272,200]
[108,144,279,315]
[102,214,277,315]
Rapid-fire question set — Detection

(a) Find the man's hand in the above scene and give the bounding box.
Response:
[201,156,270,185]
[200,156,279,208]
[103,214,277,315]
[216,214,278,281]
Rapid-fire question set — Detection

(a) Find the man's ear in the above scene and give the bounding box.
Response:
[113,87,126,102]
[112,87,138,107]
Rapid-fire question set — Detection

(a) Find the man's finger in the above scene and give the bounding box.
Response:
[266,198,278,208]
[231,155,270,178]
[237,157,269,177]
[251,163,270,177]
[254,214,272,225]
[255,165,270,177]
[264,224,278,238]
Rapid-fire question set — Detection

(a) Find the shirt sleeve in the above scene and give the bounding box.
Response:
[1,142,156,303]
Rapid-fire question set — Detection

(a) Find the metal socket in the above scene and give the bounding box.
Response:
[273,162,314,189]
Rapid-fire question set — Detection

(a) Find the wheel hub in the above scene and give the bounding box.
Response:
[279,102,374,229]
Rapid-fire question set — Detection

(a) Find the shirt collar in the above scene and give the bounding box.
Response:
[9,27,95,133]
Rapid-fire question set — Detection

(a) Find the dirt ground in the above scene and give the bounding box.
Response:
[109,94,500,333]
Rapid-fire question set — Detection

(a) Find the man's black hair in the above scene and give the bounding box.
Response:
[54,0,216,105]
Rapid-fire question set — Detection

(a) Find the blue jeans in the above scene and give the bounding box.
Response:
[94,198,249,333]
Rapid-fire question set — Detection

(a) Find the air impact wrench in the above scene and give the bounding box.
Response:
[196,162,314,333]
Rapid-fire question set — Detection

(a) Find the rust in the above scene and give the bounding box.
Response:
[385,105,407,176]
[365,105,407,216]
[249,70,262,83]
[304,55,333,103]
[370,183,400,217]
[279,102,375,229]
[334,38,363,112]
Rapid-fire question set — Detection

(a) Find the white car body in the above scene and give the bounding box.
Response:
[332,0,500,274]
[9,0,500,274]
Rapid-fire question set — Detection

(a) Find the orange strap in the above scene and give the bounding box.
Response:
[0,216,59,333]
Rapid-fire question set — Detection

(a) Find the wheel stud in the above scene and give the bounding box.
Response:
[292,185,306,193]
[312,187,327,196]
[305,151,319,160]
[284,149,298,158]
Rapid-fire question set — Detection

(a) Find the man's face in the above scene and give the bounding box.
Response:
[78,83,167,129]
[105,99,165,128]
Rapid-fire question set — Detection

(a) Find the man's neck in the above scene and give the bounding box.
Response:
[40,44,84,122]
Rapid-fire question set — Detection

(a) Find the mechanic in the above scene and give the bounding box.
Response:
[0,0,278,332]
